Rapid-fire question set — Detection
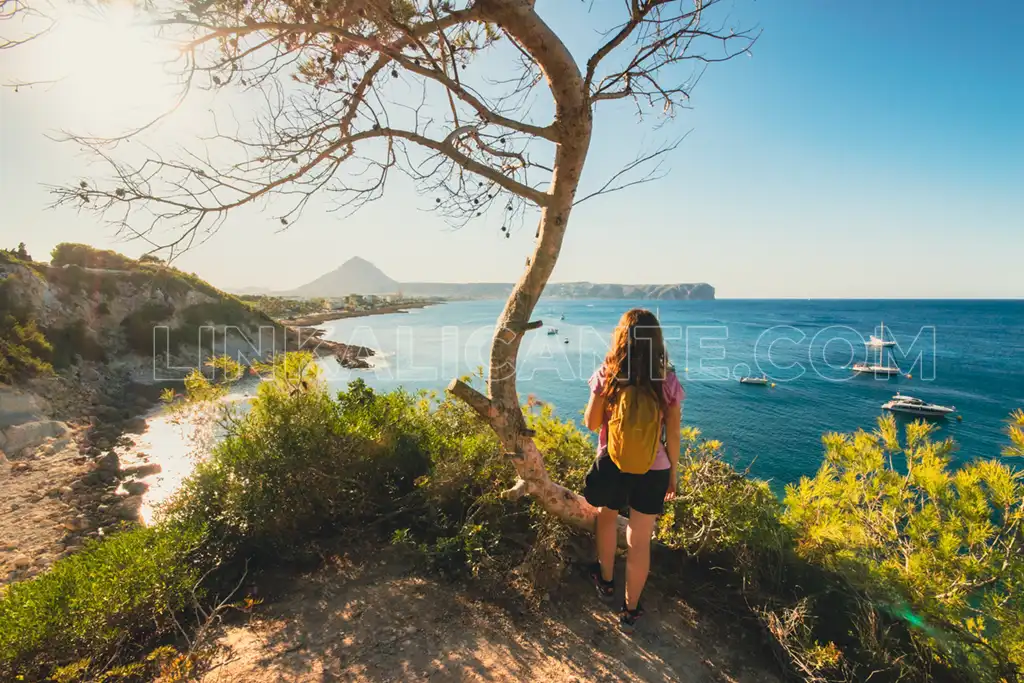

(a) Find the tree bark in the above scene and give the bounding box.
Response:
[450,0,625,541]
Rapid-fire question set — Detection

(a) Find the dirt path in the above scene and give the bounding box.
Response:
[203,547,779,683]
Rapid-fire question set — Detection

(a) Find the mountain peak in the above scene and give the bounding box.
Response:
[290,257,399,296]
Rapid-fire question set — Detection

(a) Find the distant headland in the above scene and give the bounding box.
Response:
[240,257,715,301]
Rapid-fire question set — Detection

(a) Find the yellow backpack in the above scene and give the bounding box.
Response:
[607,385,662,474]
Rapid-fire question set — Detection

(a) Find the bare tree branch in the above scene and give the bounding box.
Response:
[0,0,53,52]
[573,135,686,206]
[584,0,758,115]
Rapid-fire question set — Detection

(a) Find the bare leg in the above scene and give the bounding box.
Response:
[625,510,657,610]
[596,507,619,582]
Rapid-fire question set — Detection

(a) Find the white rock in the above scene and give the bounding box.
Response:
[2,420,70,454]
[0,387,49,429]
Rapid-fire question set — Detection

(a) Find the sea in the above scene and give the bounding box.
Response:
[315,299,1024,488]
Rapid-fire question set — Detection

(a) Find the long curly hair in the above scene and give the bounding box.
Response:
[600,308,669,411]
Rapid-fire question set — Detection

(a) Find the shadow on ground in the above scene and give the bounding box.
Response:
[201,545,779,683]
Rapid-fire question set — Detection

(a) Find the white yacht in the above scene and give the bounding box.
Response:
[852,361,902,376]
[547,327,558,335]
[739,374,769,386]
[866,321,897,348]
[882,393,955,418]
[853,344,901,377]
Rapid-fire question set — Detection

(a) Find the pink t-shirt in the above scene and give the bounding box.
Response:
[589,365,685,471]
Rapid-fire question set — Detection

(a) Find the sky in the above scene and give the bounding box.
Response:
[0,0,1022,298]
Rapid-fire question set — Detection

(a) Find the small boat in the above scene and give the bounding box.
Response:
[559,314,565,321]
[866,321,897,348]
[547,327,558,335]
[882,393,955,418]
[739,374,769,386]
[563,338,569,344]
[852,362,902,376]
[853,343,901,377]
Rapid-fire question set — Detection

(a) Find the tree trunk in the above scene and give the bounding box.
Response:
[450,0,625,540]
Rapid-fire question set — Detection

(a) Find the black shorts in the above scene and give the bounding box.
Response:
[582,453,671,516]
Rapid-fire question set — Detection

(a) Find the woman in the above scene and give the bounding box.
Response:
[582,308,683,633]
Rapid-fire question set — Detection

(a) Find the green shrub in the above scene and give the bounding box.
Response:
[783,415,1024,681]
[658,428,787,569]
[50,243,136,270]
[120,303,175,354]
[0,524,203,680]
[46,320,107,368]
[164,355,435,560]
[1,243,31,263]
[525,397,594,492]
[164,361,591,580]
[0,316,53,383]
[0,278,53,382]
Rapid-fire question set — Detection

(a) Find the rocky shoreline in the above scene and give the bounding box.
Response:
[1,373,166,585]
[293,326,377,369]
[0,332,379,586]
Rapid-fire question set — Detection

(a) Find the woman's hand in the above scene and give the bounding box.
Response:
[665,466,678,501]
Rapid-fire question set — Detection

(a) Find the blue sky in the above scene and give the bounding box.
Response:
[0,0,1021,298]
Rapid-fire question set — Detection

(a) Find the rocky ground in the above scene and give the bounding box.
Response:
[0,373,166,586]
[290,326,377,369]
[201,545,780,683]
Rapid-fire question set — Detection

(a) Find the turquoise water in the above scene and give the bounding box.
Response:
[318,300,1024,485]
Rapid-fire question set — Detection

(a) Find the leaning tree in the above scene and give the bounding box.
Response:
[19,0,753,531]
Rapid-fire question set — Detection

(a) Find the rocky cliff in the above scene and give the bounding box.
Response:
[1,247,294,384]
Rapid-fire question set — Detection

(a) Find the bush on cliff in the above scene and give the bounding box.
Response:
[163,355,590,576]
[0,277,53,383]
[0,524,202,680]
[780,415,1024,681]
[164,354,435,561]
[50,243,137,271]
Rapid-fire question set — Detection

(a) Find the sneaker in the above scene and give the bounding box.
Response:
[587,562,615,601]
[619,601,645,634]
